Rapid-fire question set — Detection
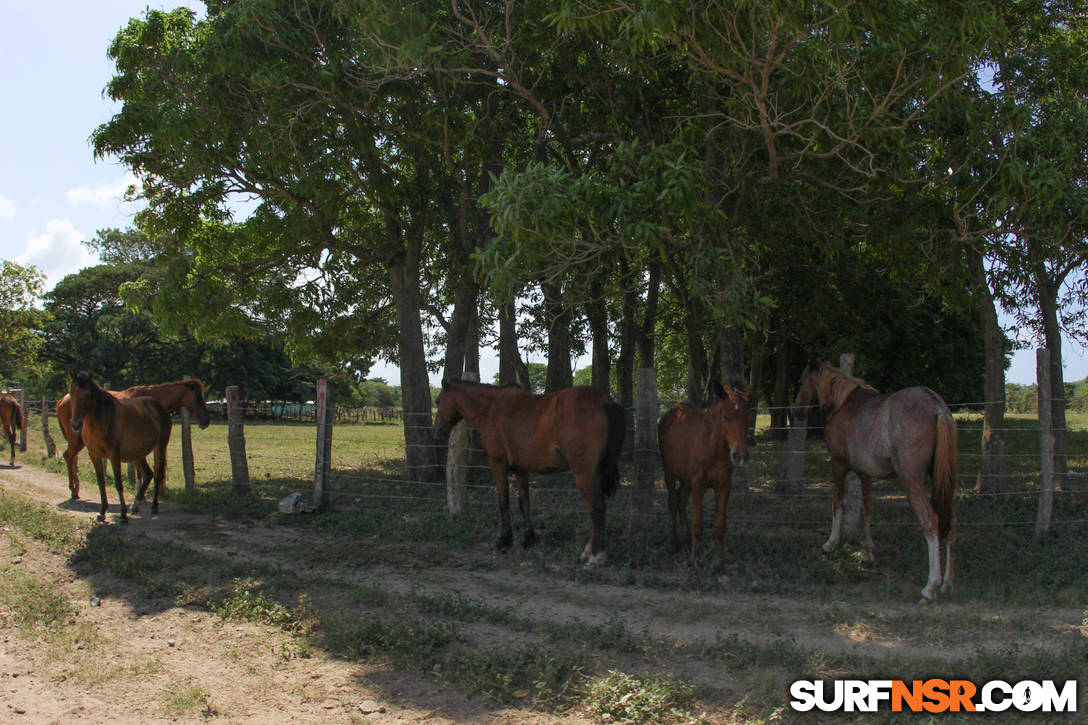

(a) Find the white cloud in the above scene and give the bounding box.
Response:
[0,194,14,220]
[66,172,138,208]
[16,219,97,286]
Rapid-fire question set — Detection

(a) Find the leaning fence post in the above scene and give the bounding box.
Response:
[313,378,333,511]
[16,388,26,452]
[40,395,56,458]
[629,367,658,528]
[838,353,863,541]
[445,372,478,514]
[180,375,196,491]
[1034,348,1055,542]
[226,385,250,493]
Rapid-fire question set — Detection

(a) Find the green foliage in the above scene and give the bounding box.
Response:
[210,578,311,631]
[0,260,48,383]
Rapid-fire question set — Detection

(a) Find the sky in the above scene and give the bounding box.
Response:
[1,1,1084,388]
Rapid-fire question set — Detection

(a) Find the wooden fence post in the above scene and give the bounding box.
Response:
[17,388,26,452]
[629,367,658,528]
[838,353,863,541]
[226,386,250,493]
[40,395,56,458]
[180,375,196,491]
[776,404,807,494]
[1034,348,1055,542]
[445,372,478,514]
[313,378,333,511]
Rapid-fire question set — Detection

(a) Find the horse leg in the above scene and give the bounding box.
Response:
[574,471,607,566]
[111,457,128,524]
[941,515,957,593]
[92,457,109,522]
[515,470,536,548]
[491,460,513,551]
[151,445,166,516]
[860,475,875,563]
[131,459,154,514]
[712,478,731,575]
[63,438,84,500]
[665,472,683,553]
[689,474,706,569]
[6,423,14,466]
[822,462,848,555]
[903,478,941,603]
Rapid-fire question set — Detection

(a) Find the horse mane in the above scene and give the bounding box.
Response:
[817,362,878,410]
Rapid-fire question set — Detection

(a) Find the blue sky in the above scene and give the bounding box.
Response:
[1,1,1083,387]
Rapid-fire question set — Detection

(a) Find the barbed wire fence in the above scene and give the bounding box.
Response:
[8,352,1087,540]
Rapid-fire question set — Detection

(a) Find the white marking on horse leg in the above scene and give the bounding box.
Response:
[584,551,606,568]
[921,531,941,602]
[579,540,592,562]
[822,507,843,554]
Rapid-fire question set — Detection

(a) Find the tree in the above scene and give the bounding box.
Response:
[0,260,47,383]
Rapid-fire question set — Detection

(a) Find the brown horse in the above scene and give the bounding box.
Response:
[795,362,958,602]
[434,380,625,565]
[0,394,25,466]
[67,370,173,523]
[56,378,209,500]
[659,383,756,573]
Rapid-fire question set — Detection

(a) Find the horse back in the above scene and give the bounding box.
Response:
[659,403,721,482]
[486,386,611,474]
[90,395,172,462]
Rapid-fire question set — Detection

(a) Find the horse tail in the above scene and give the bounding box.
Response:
[598,399,625,498]
[12,399,22,432]
[931,412,958,540]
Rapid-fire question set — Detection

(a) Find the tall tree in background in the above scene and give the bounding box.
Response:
[0,261,47,383]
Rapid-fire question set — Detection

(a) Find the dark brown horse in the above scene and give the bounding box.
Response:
[795,362,958,602]
[659,383,756,572]
[0,393,24,466]
[67,370,173,523]
[434,380,625,565]
[56,378,209,500]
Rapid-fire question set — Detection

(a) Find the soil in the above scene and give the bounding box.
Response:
[1,462,1084,723]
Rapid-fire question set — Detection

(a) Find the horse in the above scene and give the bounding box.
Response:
[67,370,173,523]
[659,382,756,573]
[795,362,958,603]
[0,393,25,466]
[433,380,625,565]
[56,378,209,500]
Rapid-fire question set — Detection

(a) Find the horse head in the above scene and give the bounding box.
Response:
[433,379,463,438]
[714,381,755,467]
[68,369,105,434]
[186,379,212,429]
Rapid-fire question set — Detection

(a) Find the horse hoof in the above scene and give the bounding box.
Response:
[119,517,129,526]
[151,505,159,515]
[583,552,606,568]
[95,513,105,522]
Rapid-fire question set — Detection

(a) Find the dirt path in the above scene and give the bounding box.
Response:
[2,462,1084,723]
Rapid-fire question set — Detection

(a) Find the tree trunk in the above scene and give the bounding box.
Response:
[442,286,478,383]
[967,246,1008,491]
[684,301,709,405]
[1036,269,1068,484]
[497,299,523,388]
[719,325,745,385]
[388,256,441,482]
[617,282,637,453]
[541,281,573,392]
[587,280,611,395]
[771,337,791,441]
